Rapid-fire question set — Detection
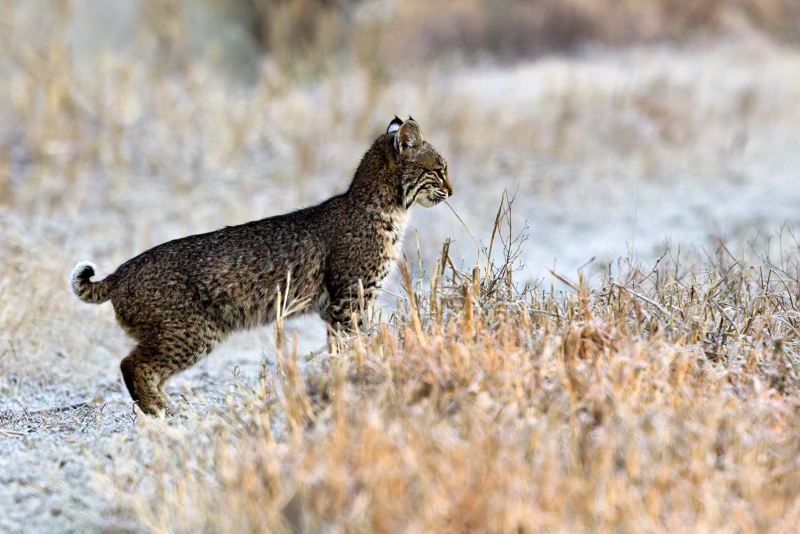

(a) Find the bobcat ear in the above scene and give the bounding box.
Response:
[394,119,423,154]
[387,116,403,134]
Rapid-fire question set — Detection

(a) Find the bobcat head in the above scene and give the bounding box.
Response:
[386,116,454,208]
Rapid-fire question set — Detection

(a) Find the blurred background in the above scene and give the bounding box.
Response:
[2,0,800,296]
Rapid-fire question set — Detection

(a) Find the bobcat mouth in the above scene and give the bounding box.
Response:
[419,190,449,207]
[433,188,451,202]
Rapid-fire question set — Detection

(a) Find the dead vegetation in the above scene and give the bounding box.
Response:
[87,204,800,533]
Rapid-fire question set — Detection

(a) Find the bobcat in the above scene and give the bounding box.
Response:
[71,117,453,415]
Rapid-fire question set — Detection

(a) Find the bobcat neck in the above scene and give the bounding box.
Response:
[377,205,410,263]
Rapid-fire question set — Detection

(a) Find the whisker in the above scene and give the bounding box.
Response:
[444,201,483,267]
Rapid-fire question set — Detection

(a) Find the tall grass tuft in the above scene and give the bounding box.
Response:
[88,203,800,533]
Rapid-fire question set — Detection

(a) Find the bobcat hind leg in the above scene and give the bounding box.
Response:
[120,327,220,415]
[120,344,166,416]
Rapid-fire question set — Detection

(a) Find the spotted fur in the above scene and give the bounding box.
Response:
[70,117,452,415]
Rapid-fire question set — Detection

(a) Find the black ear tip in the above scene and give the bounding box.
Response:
[387,116,404,134]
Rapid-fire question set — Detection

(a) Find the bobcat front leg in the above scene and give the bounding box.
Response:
[325,297,357,352]
[325,285,377,350]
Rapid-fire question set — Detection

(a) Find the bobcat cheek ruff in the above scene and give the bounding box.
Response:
[71,117,452,415]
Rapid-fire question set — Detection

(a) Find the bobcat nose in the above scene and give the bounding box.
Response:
[444,174,454,197]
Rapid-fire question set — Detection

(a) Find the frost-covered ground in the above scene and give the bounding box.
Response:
[2,32,800,532]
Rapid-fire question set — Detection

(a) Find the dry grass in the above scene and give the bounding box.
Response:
[85,210,800,533]
[2,1,800,532]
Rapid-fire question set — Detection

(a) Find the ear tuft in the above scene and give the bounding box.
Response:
[394,119,423,153]
[387,116,403,134]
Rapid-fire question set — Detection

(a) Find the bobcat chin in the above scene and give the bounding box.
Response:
[71,117,452,415]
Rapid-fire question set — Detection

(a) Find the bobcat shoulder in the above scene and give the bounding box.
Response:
[70,117,453,415]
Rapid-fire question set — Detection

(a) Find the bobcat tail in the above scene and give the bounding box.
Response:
[70,261,111,304]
